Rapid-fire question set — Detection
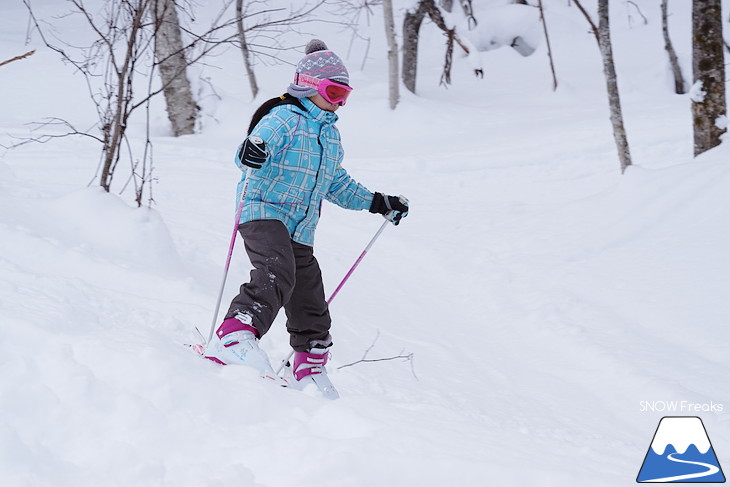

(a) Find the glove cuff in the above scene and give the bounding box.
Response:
[369,192,386,214]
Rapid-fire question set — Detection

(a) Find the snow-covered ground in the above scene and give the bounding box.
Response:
[1,1,729,485]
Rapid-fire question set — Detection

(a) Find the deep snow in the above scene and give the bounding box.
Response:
[1,0,729,486]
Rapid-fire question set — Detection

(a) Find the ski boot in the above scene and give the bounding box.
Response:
[285,346,339,400]
[201,312,280,381]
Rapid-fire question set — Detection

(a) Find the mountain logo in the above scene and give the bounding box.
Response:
[637,416,725,483]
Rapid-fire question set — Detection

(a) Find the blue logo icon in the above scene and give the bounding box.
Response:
[637,416,725,483]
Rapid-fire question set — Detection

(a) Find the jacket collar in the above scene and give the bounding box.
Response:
[298,97,339,125]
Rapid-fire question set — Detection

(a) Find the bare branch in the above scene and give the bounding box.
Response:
[625,1,648,26]
[337,331,418,380]
[1,117,103,150]
[0,50,36,67]
[573,0,600,43]
[69,0,120,71]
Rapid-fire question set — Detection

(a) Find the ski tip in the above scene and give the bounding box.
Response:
[310,375,340,400]
[320,386,340,400]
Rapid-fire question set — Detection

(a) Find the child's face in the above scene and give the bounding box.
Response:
[310,94,341,113]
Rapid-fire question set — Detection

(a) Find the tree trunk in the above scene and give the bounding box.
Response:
[537,0,558,91]
[597,0,632,173]
[236,0,259,99]
[154,0,197,136]
[575,0,632,172]
[691,0,727,156]
[383,0,399,109]
[661,0,686,94]
[402,2,428,94]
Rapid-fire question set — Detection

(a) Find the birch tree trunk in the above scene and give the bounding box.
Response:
[597,0,631,173]
[236,0,259,99]
[575,0,632,173]
[383,0,399,109]
[661,0,686,94]
[691,0,727,156]
[154,0,197,136]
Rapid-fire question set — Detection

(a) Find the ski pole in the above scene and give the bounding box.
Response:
[327,218,389,304]
[276,217,391,374]
[207,167,253,343]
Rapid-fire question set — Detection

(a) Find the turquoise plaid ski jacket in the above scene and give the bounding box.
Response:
[234,97,374,246]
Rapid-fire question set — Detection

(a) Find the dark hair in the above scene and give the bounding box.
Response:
[247,93,306,135]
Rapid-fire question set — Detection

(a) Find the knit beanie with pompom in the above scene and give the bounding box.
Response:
[287,39,350,99]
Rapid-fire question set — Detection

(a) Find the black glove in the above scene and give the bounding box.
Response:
[237,135,267,169]
[369,193,409,225]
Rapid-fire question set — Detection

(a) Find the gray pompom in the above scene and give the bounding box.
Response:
[305,39,328,54]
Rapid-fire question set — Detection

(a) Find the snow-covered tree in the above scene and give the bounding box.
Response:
[402,0,479,94]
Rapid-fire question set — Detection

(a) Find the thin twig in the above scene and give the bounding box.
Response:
[1,117,103,150]
[337,353,415,369]
[625,1,648,26]
[572,0,600,42]
[337,331,418,380]
[0,50,36,67]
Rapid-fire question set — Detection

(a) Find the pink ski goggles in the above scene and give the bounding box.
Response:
[294,73,353,106]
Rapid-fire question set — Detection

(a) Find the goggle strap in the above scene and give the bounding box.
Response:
[294,73,321,89]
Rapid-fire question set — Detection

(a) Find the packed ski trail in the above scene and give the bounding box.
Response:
[2,1,730,486]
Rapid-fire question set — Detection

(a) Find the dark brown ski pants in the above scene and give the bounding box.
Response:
[225,220,332,352]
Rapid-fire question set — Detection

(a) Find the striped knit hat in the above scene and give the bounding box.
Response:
[287,39,350,99]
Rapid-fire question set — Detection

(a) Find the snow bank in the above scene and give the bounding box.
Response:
[40,188,183,275]
[462,4,542,55]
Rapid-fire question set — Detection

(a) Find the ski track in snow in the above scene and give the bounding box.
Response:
[1,0,730,486]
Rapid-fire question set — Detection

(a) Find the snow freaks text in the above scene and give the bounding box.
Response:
[639,401,724,413]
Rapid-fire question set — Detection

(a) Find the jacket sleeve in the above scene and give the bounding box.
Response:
[325,165,374,211]
[234,109,296,171]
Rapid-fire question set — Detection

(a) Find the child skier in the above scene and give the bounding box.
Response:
[203,40,409,392]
